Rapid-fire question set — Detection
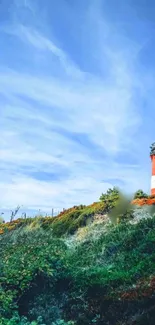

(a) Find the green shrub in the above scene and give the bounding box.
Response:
[0,227,67,321]
[0,314,45,325]
[52,321,75,325]
[133,189,148,199]
[1,199,155,324]
[99,187,120,212]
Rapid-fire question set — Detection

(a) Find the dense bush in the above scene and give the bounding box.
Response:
[133,189,148,199]
[0,315,74,325]
[1,191,155,324]
[0,228,69,323]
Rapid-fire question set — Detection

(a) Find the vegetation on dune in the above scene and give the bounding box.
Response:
[0,187,132,236]
[1,187,155,324]
[0,201,107,236]
[133,189,148,199]
[132,189,155,206]
[0,216,4,224]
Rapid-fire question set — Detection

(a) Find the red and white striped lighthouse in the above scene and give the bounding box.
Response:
[150,143,155,196]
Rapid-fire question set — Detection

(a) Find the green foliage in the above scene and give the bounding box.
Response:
[41,202,106,236]
[99,187,133,224]
[0,216,4,224]
[63,214,155,323]
[133,189,148,199]
[0,315,45,325]
[52,321,75,325]
[99,187,120,212]
[0,313,41,324]
[1,198,155,324]
[0,227,67,323]
[0,203,106,237]
[109,193,134,224]
[0,193,132,237]
[0,316,74,325]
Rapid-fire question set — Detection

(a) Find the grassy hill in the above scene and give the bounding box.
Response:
[1,188,155,325]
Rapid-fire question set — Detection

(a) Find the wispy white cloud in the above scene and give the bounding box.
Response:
[3,24,84,79]
[0,0,152,219]
[0,67,141,153]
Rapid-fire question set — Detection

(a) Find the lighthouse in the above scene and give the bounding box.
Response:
[150,143,155,196]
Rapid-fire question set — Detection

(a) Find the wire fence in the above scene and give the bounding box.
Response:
[28,208,66,218]
[0,207,66,223]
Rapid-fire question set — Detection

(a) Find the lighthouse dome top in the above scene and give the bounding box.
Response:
[150,142,155,155]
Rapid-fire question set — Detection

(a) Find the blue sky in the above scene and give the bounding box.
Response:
[1,0,155,219]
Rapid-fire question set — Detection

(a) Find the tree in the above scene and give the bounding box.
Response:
[100,187,120,201]
[99,187,120,212]
[109,193,133,224]
[133,190,148,199]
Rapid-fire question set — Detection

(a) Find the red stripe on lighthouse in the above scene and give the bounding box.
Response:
[151,155,155,195]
